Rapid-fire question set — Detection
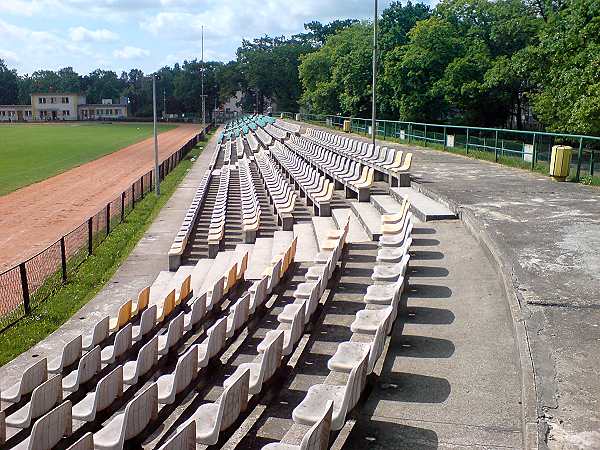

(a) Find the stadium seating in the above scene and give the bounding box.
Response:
[255,151,296,230]
[208,166,231,257]
[239,156,261,242]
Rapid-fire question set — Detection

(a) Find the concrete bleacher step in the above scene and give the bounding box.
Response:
[199,250,238,292]
[371,194,404,216]
[390,187,457,221]
[149,270,175,304]
[331,208,371,243]
[311,217,337,252]
[271,231,294,261]
[348,201,383,241]
[245,238,274,280]
[190,258,215,296]
[293,223,318,262]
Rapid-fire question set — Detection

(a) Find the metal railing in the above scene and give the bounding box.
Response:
[0,130,205,331]
[278,112,600,182]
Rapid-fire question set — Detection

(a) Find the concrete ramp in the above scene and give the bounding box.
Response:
[390,187,457,221]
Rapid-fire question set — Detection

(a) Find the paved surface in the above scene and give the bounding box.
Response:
[0,124,201,270]
[0,126,220,391]
[303,121,600,449]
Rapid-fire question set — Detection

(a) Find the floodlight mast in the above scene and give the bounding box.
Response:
[201,25,206,131]
[372,0,378,150]
[153,74,160,196]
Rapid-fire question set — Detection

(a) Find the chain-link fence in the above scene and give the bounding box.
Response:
[0,130,203,331]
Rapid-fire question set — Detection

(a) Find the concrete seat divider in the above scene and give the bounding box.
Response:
[5,374,62,429]
[262,400,333,450]
[72,366,123,422]
[92,382,158,450]
[11,400,72,450]
[48,335,82,374]
[0,358,48,404]
[82,316,110,351]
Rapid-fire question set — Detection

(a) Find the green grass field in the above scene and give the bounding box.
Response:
[0,122,176,196]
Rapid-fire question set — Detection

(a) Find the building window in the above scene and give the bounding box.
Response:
[39,97,47,104]
[63,110,70,116]
[50,97,56,104]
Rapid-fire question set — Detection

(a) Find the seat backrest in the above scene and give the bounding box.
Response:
[226,263,237,293]
[114,323,133,358]
[290,301,306,349]
[402,152,413,169]
[157,421,195,450]
[207,317,227,358]
[238,252,249,280]
[139,305,157,337]
[91,316,110,348]
[189,293,207,327]
[174,346,198,395]
[300,400,333,450]
[137,335,158,378]
[28,400,72,450]
[76,345,101,386]
[368,310,392,373]
[137,286,150,312]
[268,259,283,292]
[231,293,250,333]
[252,276,268,310]
[30,374,62,422]
[209,277,225,309]
[217,368,250,431]
[116,300,132,329]
[20,358,48,397]
[123,382,158,441]
[179,275,192,304]
[65,432,93,450]
[94,366,123,413]
[165,313,184,349]
[259,330,284,384]
[162,290,176,319]
[342,350,369,413]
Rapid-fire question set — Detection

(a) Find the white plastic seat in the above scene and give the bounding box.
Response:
[351,306,395,335]
[226,293,250,338]
[72,366,123,422]
[93,382,158,450]
[1,358,47,403]
[224,330,283,394]
[259,301,305,356]
[82,317,110,351]
[371,254,410,282]
[132,305,157,342]
[62,345,101,392]
[123,335,158,385]
[157,346,198,405]
[249,276,268,313]
[101,323,132,364]
[158,312,184,356]
[6,374,62,429]
[109,300,132,333]
[185,368,250,445]
[262,400,333,450]
[364,276,405,305]
[184,293,207,331]
[11,401,72,450]
[66,432,94,450]
[198,317,227,368]
[376,237,412,263]
[292,351,368,431]
[157,421,195,450]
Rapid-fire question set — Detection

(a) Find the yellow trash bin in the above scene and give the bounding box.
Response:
[549,145,572,181]
[343,120,351,133]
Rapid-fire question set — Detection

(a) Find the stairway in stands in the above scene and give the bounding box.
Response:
[248,160,278,238]
[223,169,243,251]
[182,175,219,263]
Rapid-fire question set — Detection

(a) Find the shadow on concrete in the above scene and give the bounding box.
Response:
[345,417,439,450]
[410,250,444,260]
[406,283,453,299]
[391,335,455,359]
[412,227,437,235]
[406,306,455,325]
[408,265,449,278]
[411,238,441,247]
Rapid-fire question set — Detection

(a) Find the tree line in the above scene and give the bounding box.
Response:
[0,0,598,134]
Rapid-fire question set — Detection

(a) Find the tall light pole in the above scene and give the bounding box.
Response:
[372,0,378,149]
[201,25,206,130]
[153,74,160,196]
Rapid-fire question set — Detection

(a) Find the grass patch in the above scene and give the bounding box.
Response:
[0,130,213,366]
[0,122,176,195]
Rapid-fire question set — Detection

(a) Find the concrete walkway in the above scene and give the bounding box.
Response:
[0,127,221,389]
[305,122,600,450]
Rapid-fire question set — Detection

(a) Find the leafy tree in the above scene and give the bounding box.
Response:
[379,1,431,53]
[529,0,600,134]
[303,19,359,46]
[0,60,19,104]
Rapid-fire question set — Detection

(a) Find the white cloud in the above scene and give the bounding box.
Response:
[113,46,150,60]
[69,26,118,43]
[0,49,20,64]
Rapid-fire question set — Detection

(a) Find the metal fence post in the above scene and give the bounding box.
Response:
[466,128,470,155]
[495,130,499,162]
[106,203,110,236]
[531,133,537,171]
[443,127,447,150]
[408,124,412,143]
[87,217,93,256]
[575,137,583,182]
[149,171,153,193]
[132,182,136,208]
[121,192,125,222]
[60,237,67,283]
[19,262,31,314]
[590,150,595,176]
[424,124,428,147]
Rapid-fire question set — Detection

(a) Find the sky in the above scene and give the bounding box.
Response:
[0,0,398,75]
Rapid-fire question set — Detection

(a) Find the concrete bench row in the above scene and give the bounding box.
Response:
[288,135,374,202]
[208,166,231,258]
[268,141,334,217]
[236,135,246,159]
[264,123,288,142]
[246,131,260,153]
[303,128,412,187]
[239,156,260,243]
[255,126,274,147]
[274,118,301,135]
[255,151,296,231]
[167,169,212,270]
